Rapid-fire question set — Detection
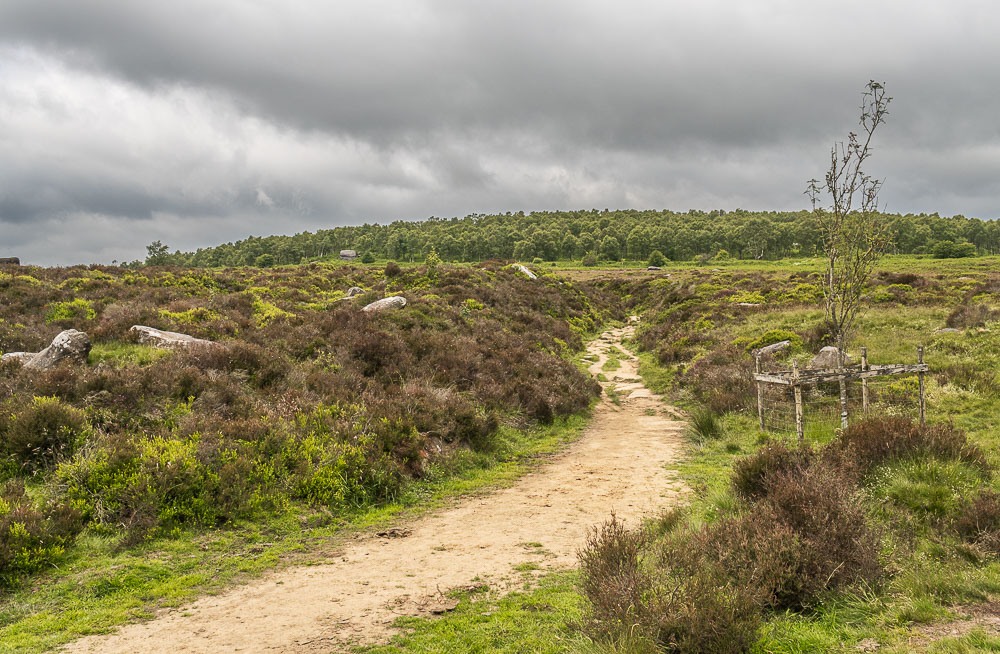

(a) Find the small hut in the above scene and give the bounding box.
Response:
[0,257,20,266]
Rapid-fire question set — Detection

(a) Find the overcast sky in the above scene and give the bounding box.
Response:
[1,1,998,265]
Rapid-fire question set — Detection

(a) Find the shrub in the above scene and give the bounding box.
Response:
[0,481,83,588]
[581,253,598,267]
[830,416,990,476]
[360,252,376,264]
[45,298,96,324]
[743,329,802,353]
[580,515,758,653]
[956,490,1000,552]
[2,396,88,472]
[732,441,817,501]
[946,302,999,329]
[648,250,667,267]
[384,261,402,277]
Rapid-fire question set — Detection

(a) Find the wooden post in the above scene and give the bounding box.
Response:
[838,359,848,430]
[918,345,926,426]
[793,360,804,443]
[755,354,765,431]
[861,346,869,414]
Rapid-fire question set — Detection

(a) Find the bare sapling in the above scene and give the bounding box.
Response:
[806,81,892,370]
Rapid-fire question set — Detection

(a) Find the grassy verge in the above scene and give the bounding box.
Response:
[0,415,590,653]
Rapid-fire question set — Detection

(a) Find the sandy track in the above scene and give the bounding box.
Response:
[63,321,687,653]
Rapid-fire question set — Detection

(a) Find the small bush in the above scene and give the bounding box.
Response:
[946,302,999,329]
[384,261,402,277]
[2,396,88,472]
[831,416,990,476]
[360,252,376,264]
[732,441,817,501]
[956,490,1000,552]
[648,250,667,267]
[581,253,598,267]
[0,481,83,588]
[45,298,96,324]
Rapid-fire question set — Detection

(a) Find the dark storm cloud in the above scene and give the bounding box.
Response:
[1,0,999,264]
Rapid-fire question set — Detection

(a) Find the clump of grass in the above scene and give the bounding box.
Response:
[687,407,721,443]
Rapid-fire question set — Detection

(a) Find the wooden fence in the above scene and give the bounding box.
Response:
[754,347,928,441]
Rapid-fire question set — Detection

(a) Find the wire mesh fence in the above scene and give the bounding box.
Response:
[756,348,926,441]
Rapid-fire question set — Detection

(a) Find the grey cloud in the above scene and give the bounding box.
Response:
[1,1,999,265]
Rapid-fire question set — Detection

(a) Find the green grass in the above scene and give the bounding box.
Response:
[0,416,592,653]
[87,342,171,367]
[359,571,595,654]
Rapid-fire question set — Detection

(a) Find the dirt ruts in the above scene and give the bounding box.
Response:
[63,320,687,653]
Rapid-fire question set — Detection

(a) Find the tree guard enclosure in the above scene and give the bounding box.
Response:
[755,346,929,441]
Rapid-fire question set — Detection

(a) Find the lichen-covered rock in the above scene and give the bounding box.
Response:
[756,340,790,356]
[511,264,538,280]
[23,329,91,370]
[1,352,34,364]
[131,325,216,349]
[346,286,365,297]
[808,346,851,369]
[362,296,407,313]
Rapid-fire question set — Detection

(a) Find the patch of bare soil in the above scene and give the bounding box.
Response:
[63,321,686,653]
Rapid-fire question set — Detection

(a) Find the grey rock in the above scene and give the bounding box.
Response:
[647,266,662,271]
[339,249,357,260]
[737,302,761,307]
[756,340,790,356]
[363,296,407,313]
[131,325,216,349]
[346,286,365,298]
[935,327,962,333]
[1,351,34,364]
[808,346,850,369]
[23,329,91,370]
[511,264,538,280]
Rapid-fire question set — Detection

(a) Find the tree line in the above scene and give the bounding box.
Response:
[143,208,1000,267]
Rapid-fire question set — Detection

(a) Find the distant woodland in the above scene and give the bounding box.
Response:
[146,209,1000,267]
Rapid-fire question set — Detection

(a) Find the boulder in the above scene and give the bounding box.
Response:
[935,327,961,334]
[647,266,662,271]
[755,340,790,356]
[23,329,91,370]
[1,352,34,364]
[808,346,850,369]
[346,286,365,297]
[131,325,216,349]
[363,296,407,313]
[511,264,538,280]
[737,302,761,307]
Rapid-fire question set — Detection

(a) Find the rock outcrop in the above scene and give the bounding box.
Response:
[1,352,34,364]
[362,296,407,313]
[756,340,790,356]
[511,264,538,280]
[22,329,91,370]
[808,346,850,369]
[346,286,365,297]
[131,326,216,349]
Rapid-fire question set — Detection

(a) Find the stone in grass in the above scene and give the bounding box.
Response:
[346,286,365,298]
[362,296,407,313]
[22,329,92,370]
[511,264,538,280]
[935,327,961,334]
[131,325,216,349]
[808,346,851,369]
[755,340,791,356]
[1,352,34,364]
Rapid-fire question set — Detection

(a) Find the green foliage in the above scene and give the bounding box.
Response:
[1,396,88,472]
[0,481,82,588]
[581,253,597,267]
[933,240,977,259]
[254,253,276,268]
[714,249,732,261]
[360,251,376,264]
[45,298,96,323]
[741,329,803,352]
[648,249,666,267]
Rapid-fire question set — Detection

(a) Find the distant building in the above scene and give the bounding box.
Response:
[0,257,19,266]
[339,249,358,260]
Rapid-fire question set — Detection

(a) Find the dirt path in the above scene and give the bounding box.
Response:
[63,321,687,653]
